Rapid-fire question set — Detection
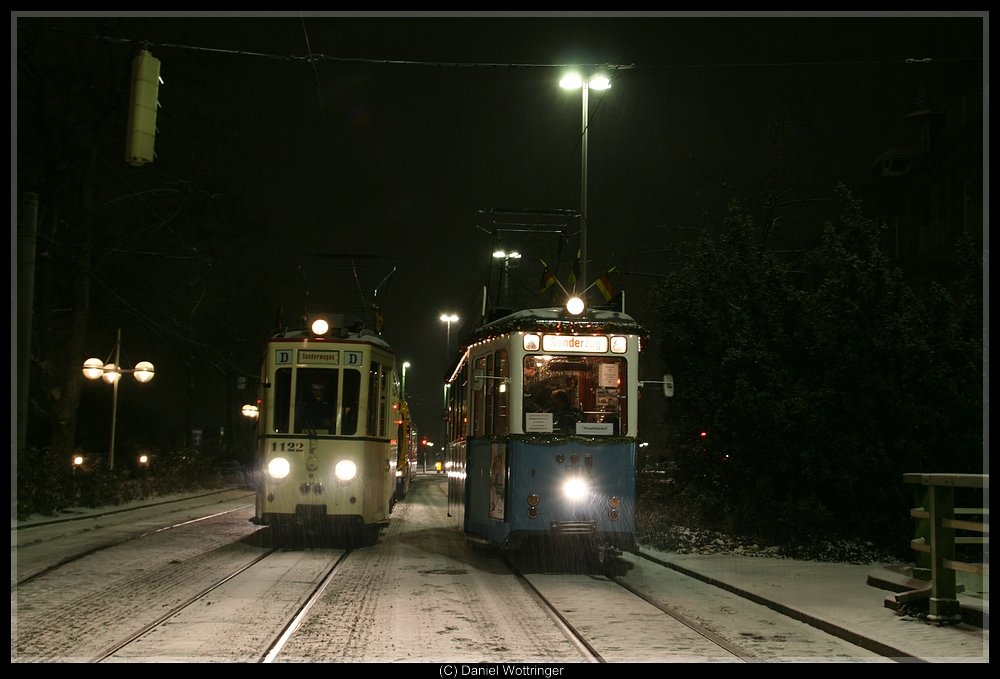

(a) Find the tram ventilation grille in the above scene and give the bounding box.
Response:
[550,521,597,536]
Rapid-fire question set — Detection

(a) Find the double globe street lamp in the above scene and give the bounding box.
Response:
[492,249,521,307]
[559,71,611,301]
[439,313,459,357]
[82,328,154,470]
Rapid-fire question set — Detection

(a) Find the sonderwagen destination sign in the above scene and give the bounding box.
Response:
[297,350,339,364]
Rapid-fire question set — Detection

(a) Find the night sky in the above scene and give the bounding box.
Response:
[14,12,985,450]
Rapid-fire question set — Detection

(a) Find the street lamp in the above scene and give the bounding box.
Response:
[492,249,521,306]
[401,361,410,399]
[438,314,459,474]
[82,328,154,471]
[439,313,459,357]
[559,71,611,301]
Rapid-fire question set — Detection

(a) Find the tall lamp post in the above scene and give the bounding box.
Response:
[82,328,155,470]
[559,71,611,299]
[492,249,521,307]
[438,313,459,470]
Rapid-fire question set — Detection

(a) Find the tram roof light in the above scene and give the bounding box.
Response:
[566,296,585,315]
[310,317,330,336]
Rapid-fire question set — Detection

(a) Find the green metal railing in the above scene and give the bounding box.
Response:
[904,472,989,623]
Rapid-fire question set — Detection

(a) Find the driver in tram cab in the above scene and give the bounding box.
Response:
[522,361,549,413]
[297,382,334,432]
[550,388,583,431]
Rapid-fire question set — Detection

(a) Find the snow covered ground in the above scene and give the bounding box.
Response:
[11,479,988,663]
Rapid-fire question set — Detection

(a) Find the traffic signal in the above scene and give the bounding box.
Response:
[125,50,161,166]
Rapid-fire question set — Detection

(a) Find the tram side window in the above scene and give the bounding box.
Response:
[367,361,382,437]
[446,378,455,441]
[379,366,389,437]
[341,368,360,435]
[460,368,469,437]
[494,350,508,435]
[472,355,487,437]
[273,368,292,433]
[484,353,494,434]
[446,382,454,442]
[451,366,469,440]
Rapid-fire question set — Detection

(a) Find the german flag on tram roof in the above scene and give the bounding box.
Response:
[538,260,557,292]
[568,249,581,286]
[595,267,617,302]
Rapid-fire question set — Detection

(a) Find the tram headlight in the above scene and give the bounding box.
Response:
[268,457,291,479]
[562,477,589,501]
[334,459,358,481]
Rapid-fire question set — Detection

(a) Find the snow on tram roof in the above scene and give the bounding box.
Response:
[473,307,647,340]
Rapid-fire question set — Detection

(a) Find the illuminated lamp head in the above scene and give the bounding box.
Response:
[335,459,358,481]
[310,317,331,337]
[268,457,291,479]
[566,296,585,316]
[562,477,588,501]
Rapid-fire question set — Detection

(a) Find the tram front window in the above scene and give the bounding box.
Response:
[295,369,339,433]
[522,356,626,434]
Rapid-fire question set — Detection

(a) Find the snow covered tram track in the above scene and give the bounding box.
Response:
[13,490,256,589]
[94,548,352,663]
[623,550,899,662]
[507,556,751,662]
[505,558,604,663]
[609,571,759,661]
[91,547,280,662]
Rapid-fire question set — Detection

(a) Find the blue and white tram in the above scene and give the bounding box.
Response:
[444,300,647,563]
[251,313,399,545]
